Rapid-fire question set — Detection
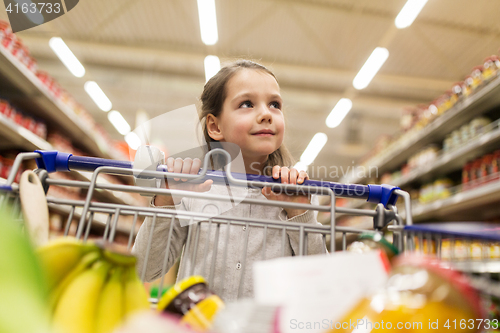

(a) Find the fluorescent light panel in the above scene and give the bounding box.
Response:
[197,0,218,45]
[49,37,85,78]
[395,0,428,29]
[108,111,131,135]
[125,132,141,150]
[300,133,328,166]
[204,55,220,82]
[293,161,308,173]
[326,98,353,128]
[84,81,112,112]
[352,47,389,90]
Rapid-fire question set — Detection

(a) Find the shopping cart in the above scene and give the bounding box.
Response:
[1,148,411,302]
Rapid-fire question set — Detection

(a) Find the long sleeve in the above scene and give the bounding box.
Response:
[281,195,328,256]
[132,198,189,282]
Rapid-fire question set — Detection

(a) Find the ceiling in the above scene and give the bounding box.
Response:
[1,0,500,181]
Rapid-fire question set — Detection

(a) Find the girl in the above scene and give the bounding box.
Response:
[133,60,327,301]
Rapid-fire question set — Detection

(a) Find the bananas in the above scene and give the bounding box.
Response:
[95,267,123,333]
[36,237,151,333]
[123,265,151,316]
[53,260,111,333]
[36,237,98,290]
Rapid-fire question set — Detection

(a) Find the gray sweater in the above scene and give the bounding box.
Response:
[132,184,327,301]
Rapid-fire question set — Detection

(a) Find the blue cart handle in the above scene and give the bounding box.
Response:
[34,150,399,207]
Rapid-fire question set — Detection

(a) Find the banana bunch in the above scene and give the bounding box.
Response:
[37,237,150,333]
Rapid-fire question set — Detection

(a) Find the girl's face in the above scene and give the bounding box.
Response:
[208,68,285,161]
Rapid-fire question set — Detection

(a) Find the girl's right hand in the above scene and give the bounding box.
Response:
[154,157,213,206]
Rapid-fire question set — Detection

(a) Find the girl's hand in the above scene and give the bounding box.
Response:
[261,166,310,218]
[154,157,213,206]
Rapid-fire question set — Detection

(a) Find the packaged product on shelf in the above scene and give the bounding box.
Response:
[443,134,453,153]
[433,178,453,200]
[460,123,470,143]
[0,20,11,39]
[450,81,464,103]
[461,75,474,98]
[436,90,455,115]
[469,116,491,138]
[462,162,472,189]
[470,65,484,91]
[482,55,500,82]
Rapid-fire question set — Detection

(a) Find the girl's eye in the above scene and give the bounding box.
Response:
[270,101,281,109]
[240,101,253,108]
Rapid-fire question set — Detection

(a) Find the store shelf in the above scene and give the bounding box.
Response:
[0,114,52,151]
[406,180,500,222]
[343,75,500,184]
[391,122,500,187]
[0,45,108,158]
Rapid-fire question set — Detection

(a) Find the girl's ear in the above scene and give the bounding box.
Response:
[206,114,224,141]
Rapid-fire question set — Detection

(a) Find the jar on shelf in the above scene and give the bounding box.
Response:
[442,134,453,153]
[482,55,500,82]
[470,65,484,90]
[436,91,454,115]
[462,75,474,98]
[469,117,491,138]
[450,81,463,104]
[328,255,485,333]
[462,162,472,190]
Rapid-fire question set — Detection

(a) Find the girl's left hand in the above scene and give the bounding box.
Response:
[261,166,310,218]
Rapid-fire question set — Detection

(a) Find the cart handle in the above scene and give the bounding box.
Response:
[34,150,400,207]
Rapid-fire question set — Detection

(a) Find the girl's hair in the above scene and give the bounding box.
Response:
[199,60,293,174]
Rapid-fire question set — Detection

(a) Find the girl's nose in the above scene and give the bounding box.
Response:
[257,105,272,123]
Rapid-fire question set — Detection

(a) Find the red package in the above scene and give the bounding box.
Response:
[0,99,10,115]
[34,121,47,139]
[462,162,472,190]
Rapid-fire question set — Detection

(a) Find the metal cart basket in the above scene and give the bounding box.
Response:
[1,149,412,302]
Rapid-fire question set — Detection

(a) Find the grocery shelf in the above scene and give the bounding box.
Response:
[405,180,500,222]
[391,122,500,187]
[0,45,108,158]
[0,114,52,151]
[343,75,500,184]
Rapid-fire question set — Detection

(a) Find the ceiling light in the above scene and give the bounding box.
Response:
[84,81,112,112]
[352,47,389,90]
[293,161,308,173]
[197,0,218,45]
[204,55,220,82]
[326,98,353,128]
[125,132,141,150]
[300,133,328,166]
[395,0,428,29]
[49,37,85,78]
[14,0,44,24]
[108,111,131,135]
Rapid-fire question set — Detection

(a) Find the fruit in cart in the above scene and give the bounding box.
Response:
[37,236,99,290]
[49,250,102,309]
[52,260,112,333]
[95,267,124,333]
[0,210,52,333]
[123,265,151,317]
